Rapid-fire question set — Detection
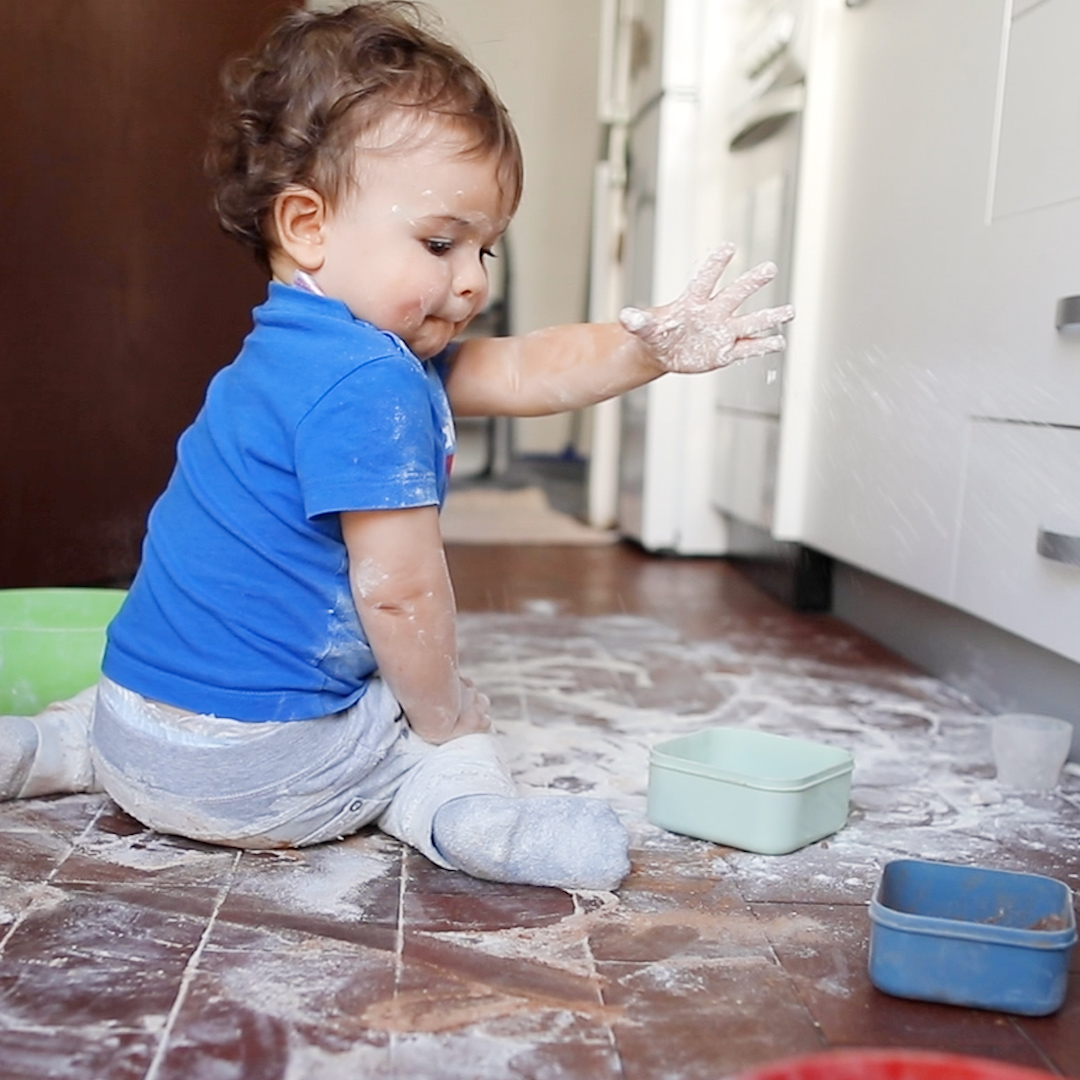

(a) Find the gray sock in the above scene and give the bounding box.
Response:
[432,793,631,891]
[0,716,40,800]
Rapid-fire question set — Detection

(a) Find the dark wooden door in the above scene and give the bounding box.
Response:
[0,0,292,587]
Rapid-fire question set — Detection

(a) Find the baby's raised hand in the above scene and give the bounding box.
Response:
[618,243,795,374]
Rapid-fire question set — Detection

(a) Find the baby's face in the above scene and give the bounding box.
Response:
[315,129,511,359]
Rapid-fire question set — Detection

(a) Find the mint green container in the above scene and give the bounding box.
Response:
[647,727,854,854]
[0,588,127,715]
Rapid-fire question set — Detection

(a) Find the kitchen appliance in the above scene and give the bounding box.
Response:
[609,0,733,553]
[712,0,807,537]
[600,0,826,597]
[707,0,831,607]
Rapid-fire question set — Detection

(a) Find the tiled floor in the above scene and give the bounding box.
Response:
[2,543,1079,1079]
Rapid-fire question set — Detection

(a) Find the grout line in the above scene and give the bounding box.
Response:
[388,842,409,1071]
[1010,1016,1064,1076]
[749,903,831,1051]
[574,890,624,1076]
[0,798,109,958]
[142,849,242,1080]
[394,844,408,988]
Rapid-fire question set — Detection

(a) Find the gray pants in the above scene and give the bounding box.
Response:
[90,677,517,864]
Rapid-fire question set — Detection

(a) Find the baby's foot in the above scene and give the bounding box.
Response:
[0,689,99,799]
[432,793,631,890]
[0,716,40,800]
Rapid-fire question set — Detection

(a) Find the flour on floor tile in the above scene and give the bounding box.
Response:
[459,612,1080,895]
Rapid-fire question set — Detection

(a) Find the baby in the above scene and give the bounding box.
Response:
[0,1,793,891]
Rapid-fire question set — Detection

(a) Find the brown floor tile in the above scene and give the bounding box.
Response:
[159,925,397,1080]
[403,933,602,1010]
[401,859,576,933]
[445,543,787,626]
[388,1019,621,1080]
[0,827,74,891]
[755,901,1059,1070]
[1016,986,1080,1077]
[599,954,826,1079]
[0,1027,156,1080]
[0,882,211,1029]
[55,816,238,890]
[589,855,765,965]
[2,545,1078,1077]
[217,833,402,952]
[390,908,621,1079]
[0,792,108,844]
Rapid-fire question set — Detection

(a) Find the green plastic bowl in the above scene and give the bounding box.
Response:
[648,727,854,854]
[0,588,127,715]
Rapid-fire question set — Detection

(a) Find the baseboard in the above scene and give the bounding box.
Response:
[724,518,832,612]
[832,562,1080,758]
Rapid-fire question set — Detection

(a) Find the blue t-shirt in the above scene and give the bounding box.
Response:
[103,283,456,721]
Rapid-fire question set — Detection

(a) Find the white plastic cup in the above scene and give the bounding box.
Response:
[991,714,1073,792]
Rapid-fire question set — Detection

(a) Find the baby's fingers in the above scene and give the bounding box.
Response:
[730,303,796,339]
[618,306,654,335]
[687,243,737,304]
[727,334,789,363]
[712,260,779,317]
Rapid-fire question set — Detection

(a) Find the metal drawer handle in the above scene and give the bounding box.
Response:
[1037,527,1080,566]
[729,84,806,151]
[1055,295,1080,332]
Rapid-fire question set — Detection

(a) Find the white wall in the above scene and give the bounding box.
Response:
[429,0,602,453]
[427,1,601,333]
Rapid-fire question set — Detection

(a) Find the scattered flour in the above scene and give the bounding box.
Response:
[457,612,1080,891]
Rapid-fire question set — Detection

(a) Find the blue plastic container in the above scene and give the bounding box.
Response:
[869,859,1077,1016]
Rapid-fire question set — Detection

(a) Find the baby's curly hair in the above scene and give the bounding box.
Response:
[206,1,523,270]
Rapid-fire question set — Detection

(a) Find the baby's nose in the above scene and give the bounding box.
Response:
[455,256,488,300]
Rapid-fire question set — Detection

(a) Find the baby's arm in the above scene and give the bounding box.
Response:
[341,506,490,744]
[446,244,794,417]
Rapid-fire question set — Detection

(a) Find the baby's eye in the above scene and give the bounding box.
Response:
[480,247,497,261]
[425,238,453,256]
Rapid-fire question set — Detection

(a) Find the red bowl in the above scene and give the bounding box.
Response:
[732,1050,1055,1080]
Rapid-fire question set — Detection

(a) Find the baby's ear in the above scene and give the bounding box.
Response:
[272,187,327,271]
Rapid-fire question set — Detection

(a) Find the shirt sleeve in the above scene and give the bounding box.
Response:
[294,354,440,518]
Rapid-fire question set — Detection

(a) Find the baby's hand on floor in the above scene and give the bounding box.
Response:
[618,243,795,374]
[426,676,492,744]
[457,675,493,735]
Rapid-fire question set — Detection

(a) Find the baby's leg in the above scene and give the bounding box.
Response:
[0,686,101,800]
[378,733,631,891]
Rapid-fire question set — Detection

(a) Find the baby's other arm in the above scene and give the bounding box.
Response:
[445,243,794,418]
[341,506,490,744]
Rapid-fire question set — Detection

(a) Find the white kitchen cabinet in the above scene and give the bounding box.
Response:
[775,0,1080,663]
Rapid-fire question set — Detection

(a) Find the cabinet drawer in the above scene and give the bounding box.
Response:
[954,421,1080,663]
[977,0,1080,426]
[711,409,779,530]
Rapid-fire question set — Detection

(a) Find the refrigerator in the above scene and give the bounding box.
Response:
[591,0,814,566]
[604,0,735,553]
